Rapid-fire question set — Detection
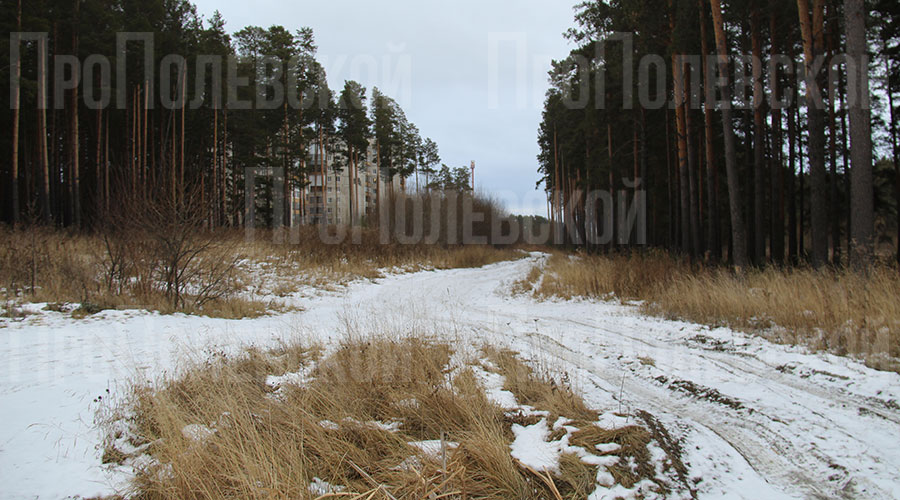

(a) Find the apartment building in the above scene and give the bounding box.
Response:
[292,140,401,226]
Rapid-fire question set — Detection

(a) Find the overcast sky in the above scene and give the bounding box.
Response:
[191,0,578,216]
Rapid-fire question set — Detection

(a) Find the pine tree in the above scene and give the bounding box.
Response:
[845,0,875,267]
[709,0,749,270]
[337,80,371,225]
[797,0,830,267]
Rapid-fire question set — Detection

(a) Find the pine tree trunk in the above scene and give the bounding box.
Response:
[709,0,749,270]
[11,1,21,224]
[72,0,81,227]
[700,0,720,261]
[151,105,157,191]
[104,110,109,214]
[788,83,799,263]
[827,11,841,265]
[639,108,650,247]
[38,35,52,223]
[887,48,900,264]
[143,81,148,199]
[213,108,219,226]
[350,147,356,226]
[845,0,874,268]
[797,0,829,267]
[840,74,851,261]
[673,55,692,257]
[180,71,186,208]
[684,64,702,258]
[71,79,80,226]
[171,104,176,207]
[666,107,676,249]
[554,127,562,243]
[751,3,767,265]
[320,127,326,225]
[770,10,785,265]
[223,108,229,226]
[376,141,381,223]
[130,88,136,199]
[633,116,640,247]
[608,122,616,251]
[96,106,102,220]
[282,102,291,228]
[348,146,354,226]
[562,154,569,246]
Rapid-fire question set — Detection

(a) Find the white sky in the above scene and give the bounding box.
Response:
[191,0,578,216]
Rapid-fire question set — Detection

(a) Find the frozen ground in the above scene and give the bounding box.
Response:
[1,253,899,499]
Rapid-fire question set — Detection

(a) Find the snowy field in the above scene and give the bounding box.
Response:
[1,253,899,499]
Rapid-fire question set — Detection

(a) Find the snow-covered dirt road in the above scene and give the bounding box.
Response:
[2,253,899,499]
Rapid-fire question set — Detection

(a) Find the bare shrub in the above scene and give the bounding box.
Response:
[105,189,241,312]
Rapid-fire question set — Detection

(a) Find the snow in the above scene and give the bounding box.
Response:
[308,477,345,496]
[265,362,317,400]
[510,418,560,473]
[265,364,316,390]
[407,439,458,460]
[2,253,900,499]
[342,418,402,433]
[318,420,340,431]
[181,424,215,443]
[468,364,518,409]
[595,443,621,454]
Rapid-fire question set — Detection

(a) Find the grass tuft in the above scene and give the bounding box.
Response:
[100,336,687,499]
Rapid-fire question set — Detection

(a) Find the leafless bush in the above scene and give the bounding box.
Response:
[105,188,240,311]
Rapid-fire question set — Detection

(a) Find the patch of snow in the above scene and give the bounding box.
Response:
[181,424,216,443]
[341,417,402,433]
[595,443,622,454]
[510,418,561,473]
[318,420,340,431]
[468,365,518,409]
[589,479,659,500]
[408,439,459,460]
[265,362,317,390]
[308,477,345,496]
[596,413,632,430]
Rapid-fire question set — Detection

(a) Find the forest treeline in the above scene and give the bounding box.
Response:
[0,0,462,232]
[539,0,899,269]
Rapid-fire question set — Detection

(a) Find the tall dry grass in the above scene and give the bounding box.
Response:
[520,252,900,371]
[651,266,900,368]
[100,336,686,499]
[0,225,521,320]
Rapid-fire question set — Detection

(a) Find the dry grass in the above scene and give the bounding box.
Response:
[483,346,598,422]
[100,336,686,499]
[650,266,900,369]
[520,252,900,371]
[525,252,684,301]
[0,226,521,320]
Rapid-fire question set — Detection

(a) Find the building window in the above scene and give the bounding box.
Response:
[328,198,333,203]
[327,208,333,213]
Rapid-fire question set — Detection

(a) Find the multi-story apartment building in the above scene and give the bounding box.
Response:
[292,139,401,226]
